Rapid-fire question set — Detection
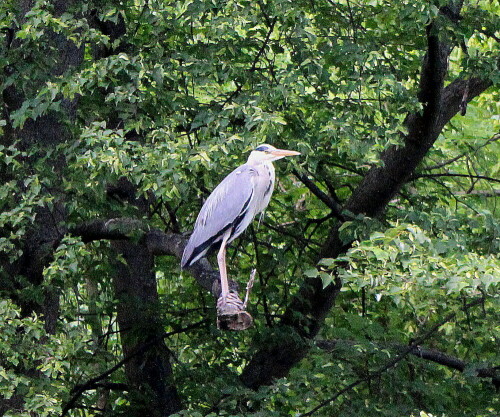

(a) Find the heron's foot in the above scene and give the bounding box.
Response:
[217,290,253,331]
[217,290,244,314]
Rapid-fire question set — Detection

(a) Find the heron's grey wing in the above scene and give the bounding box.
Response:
[181,164,257,268]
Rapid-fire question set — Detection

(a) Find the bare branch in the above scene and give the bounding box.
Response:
[423,134,499,171]
[222,16,277,106]
[456,190,500,197]
[423,153,467,170]
[412,173,500,184]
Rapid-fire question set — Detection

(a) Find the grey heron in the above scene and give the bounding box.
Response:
[181,144,300,305]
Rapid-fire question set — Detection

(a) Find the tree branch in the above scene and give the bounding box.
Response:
[316,339,499,387]
[241,1,498,390]
[423,153,467,170]
[423,133,499,171]
[438,77,494,132]
[411,173,500,183]
[299,297,486,416]
[71,219,237,297]
[456,190,500,197]
[71,382,129,392]
[292,169,345,221]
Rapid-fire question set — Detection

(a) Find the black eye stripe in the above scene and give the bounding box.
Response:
[255,145,269,152]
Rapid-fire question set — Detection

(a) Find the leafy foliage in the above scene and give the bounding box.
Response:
[0,0,499,416]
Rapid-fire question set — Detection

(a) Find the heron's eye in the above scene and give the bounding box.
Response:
[255,145,269,152]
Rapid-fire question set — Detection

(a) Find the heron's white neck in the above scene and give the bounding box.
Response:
[247,151,263,165]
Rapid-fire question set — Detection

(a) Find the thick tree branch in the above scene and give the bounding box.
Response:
[438,77,494,131]
[72,218,147,243]
[71,218,237,297]
[241,2,498,390]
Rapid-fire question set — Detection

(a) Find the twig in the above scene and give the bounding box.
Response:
[415,133,499,189]
[316,339,499,387]
[72,382,128,392]
[250,225,273,325]
[292,169,346,221]
[478,28,500,43]
[222,16,277,106]
[460,78,470,115]
[261,220,320,247]
[423,153,467,171]
[456,190,500,197]
[164,200,181,233]
[412,173,500,183]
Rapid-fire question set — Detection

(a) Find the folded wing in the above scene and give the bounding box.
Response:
[181,164,257,268]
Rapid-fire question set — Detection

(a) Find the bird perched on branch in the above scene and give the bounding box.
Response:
[181,144,300,315]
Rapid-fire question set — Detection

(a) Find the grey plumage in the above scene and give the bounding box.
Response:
[181,144,300,276]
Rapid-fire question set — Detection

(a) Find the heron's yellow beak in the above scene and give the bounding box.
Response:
[269,148,301,157]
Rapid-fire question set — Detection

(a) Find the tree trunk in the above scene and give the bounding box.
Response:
[112,240,182,416]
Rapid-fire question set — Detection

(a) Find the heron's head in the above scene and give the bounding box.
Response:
[247,144,300,164]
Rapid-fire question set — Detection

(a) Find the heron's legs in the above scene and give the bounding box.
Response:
[217,230,231,299]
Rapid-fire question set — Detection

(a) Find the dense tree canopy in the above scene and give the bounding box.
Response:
[0,0,499,416]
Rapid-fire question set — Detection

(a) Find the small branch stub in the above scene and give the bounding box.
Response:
[243,269,256,310]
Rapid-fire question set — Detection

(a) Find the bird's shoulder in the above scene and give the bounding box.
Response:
[229,163,260,177]
[194,164,256,229]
